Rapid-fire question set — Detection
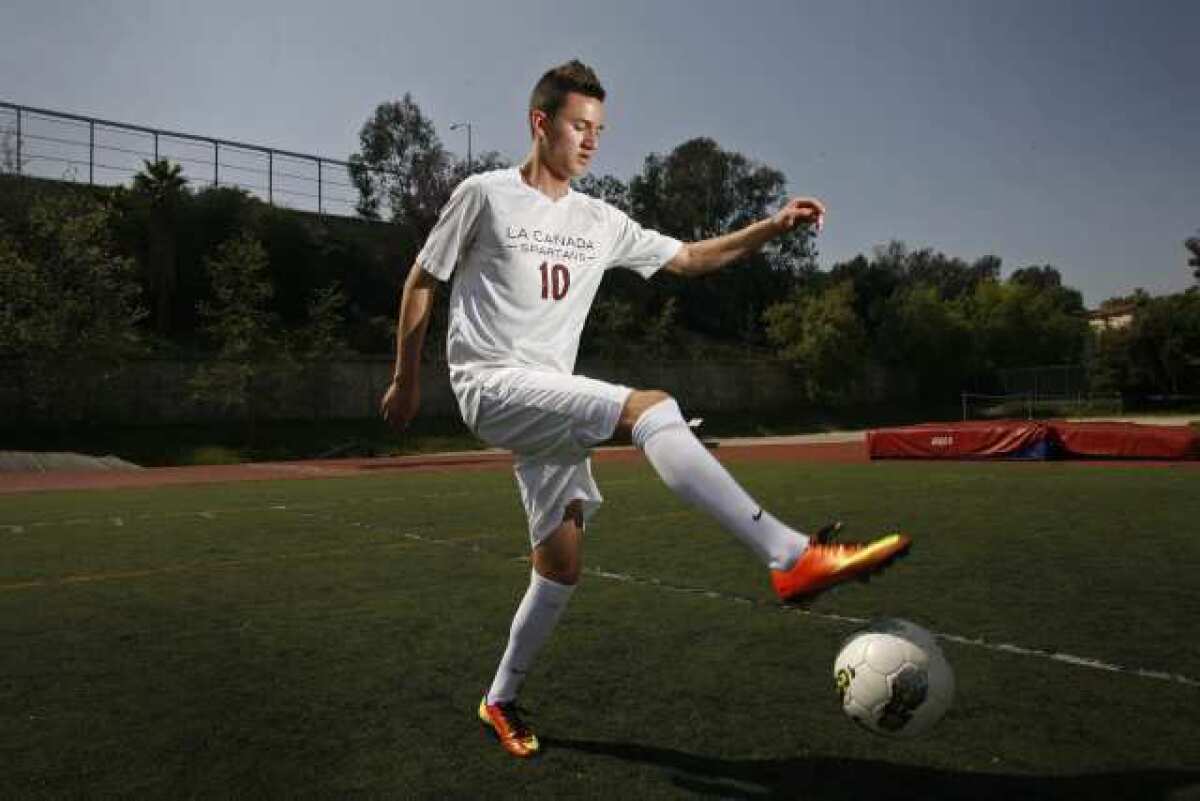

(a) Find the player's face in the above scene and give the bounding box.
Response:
[537,92,605,179]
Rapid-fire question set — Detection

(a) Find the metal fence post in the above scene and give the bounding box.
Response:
[1,99,364,217]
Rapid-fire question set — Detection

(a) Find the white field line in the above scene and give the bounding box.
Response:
[568,562,1200,690]
[6,503,1198,690]
[0,500,721,539]
[330,517,1200,691]
[0,491,487,534]
[0,541,425,592]
[0,521,501,592]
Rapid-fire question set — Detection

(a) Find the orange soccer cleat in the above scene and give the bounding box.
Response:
[772,532,912,603]
[478,696,540,758]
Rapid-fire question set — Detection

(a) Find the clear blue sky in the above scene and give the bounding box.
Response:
[3,0,1196,306]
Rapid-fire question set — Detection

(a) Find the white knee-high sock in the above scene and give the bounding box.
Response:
[632,398,808,571]
[486,570,575,704]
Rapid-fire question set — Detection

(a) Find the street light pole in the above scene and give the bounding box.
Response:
[450,122,472,174]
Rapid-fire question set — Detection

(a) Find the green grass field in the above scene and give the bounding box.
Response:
[2,457,1199,800]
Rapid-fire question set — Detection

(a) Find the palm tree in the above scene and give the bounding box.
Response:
[131,159,187,334]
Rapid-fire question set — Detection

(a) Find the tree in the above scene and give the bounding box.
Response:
[764,281,868,400]
[815,241,1090,399]
[967,280,1088,371]
[294,281,350,419]
[643,296,681,360]
[876,285,974,401]
[1088,326,1134,395]
[349,96,512,363]
[829,245,906,336]
[302,282,349,360]
[1089,290,1200,397]
[190,232,282,425]
[1009,264,1063,292]
[630,137,788,240]
[0,191,145,420]
[971,255,1003,286]
[582,297,638,361]
[129,159,188,335]
[450,150,511,183]
[830,243,1002,332]
[628,137,817,344]
[347,94,452,238]
[1125,292,1200,395]
[575,173,630,213]
[1186,233,1200,283]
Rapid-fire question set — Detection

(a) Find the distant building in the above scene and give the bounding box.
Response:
[1087,303,1136,333]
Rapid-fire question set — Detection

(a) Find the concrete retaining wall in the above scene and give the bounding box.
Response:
[1,358,837,424]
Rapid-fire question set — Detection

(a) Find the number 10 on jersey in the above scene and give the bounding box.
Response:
[539,262,570,301]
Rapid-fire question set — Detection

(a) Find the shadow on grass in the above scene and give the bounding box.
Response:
[543,736,1200,800]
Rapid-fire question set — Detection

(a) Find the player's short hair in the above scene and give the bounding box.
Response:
[530,60,605,119]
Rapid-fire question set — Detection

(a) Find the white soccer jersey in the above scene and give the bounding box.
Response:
[417,167,681,428]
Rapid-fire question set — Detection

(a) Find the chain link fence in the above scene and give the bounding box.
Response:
[961,364,1123,420]
[1,100,362,217]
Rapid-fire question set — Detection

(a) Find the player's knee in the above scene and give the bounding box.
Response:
[535,557,581,586]
[544,563,581,586]
[532,505,584,585]
[556,507,584,585]
[619,389,673,432]
[638,389,673,410]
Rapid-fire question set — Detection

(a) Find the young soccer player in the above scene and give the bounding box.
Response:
[380,60,910,758]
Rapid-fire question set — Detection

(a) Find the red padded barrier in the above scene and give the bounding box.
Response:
[1051,421,1199,460]
[867,420,1199,460]
[867,421,1052,459]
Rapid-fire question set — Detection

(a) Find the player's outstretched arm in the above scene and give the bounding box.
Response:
[380,263,439,430]
[664,197,824,277]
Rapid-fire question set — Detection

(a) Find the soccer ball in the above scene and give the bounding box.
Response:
[833,618,954,738]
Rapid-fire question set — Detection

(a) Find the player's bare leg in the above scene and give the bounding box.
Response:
[619,390,910,602]
[479,501,583,758]
[531,501,584,585]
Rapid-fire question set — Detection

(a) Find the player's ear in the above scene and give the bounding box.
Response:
[530,109,550,141]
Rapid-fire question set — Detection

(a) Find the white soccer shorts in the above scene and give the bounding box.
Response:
[471,367,632,547]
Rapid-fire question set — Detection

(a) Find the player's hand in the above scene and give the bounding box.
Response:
[380,374,420,431]
[773,197,825,234]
